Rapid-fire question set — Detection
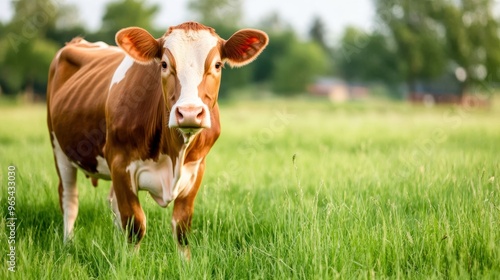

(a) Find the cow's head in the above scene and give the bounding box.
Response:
[115,22,268,140]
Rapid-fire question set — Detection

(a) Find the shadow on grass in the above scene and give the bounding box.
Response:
[10,197,124,277]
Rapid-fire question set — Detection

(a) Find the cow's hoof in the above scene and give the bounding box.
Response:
[177,245,191,261]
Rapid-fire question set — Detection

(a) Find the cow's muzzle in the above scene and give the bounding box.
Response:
[175,106,207,128]
[169,104,211,139]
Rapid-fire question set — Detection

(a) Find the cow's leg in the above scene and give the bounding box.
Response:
[172,160,206,260]
[108,185,122,230]
[110,157,146,245]
[53,150,78,242]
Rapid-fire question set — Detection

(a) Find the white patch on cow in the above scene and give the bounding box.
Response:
[78,40,119,50]
[96,155,111,177]
[51,132,79,241]
[126,154,173,204]
[69,156,110,180]
[108,186,122,229]
[163,29,218,127]
[109,55,134,90]
[125,143,202,207]
[55,49,63,61]
[81,45,123,53]
[173,158,202,198]
[93,41,109,48]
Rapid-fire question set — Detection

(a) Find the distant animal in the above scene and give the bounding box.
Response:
[46,22,268,258]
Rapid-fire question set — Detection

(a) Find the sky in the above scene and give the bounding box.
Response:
[0,0,375,38]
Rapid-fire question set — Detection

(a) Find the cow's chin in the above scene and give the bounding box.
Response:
[178,127,203,144]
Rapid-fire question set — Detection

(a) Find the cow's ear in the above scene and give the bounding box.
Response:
[116,27,162,63]
[222,29,268,68]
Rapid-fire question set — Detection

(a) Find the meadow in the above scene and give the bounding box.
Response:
[0,98,499,279]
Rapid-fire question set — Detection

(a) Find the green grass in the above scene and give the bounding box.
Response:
[1,98,499,279]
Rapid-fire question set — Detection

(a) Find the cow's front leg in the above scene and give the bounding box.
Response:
[172,161,206,260]
[110,156,146,245]
[108,185,123,230]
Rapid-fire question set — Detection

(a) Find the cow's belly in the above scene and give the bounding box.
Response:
[51,131,111,181]
[78,155,111,180]
[126,155,202,207]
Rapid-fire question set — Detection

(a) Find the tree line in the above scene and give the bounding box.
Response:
[0,0,499,99]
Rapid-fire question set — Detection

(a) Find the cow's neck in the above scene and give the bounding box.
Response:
[184,105,220,162]
[163,127,194,167]
[161,103,220,167]
[163,126,216,167]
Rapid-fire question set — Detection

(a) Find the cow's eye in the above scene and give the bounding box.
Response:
[215,62,222,70]
[161,61,167,69]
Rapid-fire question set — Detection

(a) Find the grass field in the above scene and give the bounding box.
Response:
[1,98,499,279]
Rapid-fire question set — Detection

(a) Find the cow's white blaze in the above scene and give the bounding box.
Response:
[126,146,202,207]
[109,55,133,90]
[164,29,219,128]
[51,132,78,241]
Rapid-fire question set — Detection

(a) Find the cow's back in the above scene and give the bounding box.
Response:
[47,39,124,175]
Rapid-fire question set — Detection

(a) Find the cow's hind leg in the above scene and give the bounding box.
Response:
[53,146,79,242]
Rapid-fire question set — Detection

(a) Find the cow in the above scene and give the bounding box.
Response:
[47,22,268,258]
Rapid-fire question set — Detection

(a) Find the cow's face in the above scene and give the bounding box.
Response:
[116,22,268,140]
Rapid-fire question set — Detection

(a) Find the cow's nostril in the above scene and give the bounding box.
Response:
[176,107,184,121]
[196,108,205,120]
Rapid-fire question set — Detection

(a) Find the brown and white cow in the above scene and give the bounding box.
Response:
[47,22,268,257]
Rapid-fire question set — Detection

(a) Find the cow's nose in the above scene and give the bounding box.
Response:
[175,106,206,128]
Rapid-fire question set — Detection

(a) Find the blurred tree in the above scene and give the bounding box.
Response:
[0,21,6,38]
[46,25,87,46]
[46,3,87,46]
[252,29,295,83]
[4,0,58,53]
[252,12,296,83]
[337,26,403,87]
[309,15,336,75]
[374,0,447,93]
[2,39,59,95]
[93,0,160,44]
[431,0,500,97]
[188,0,242,27]
[0,22,6,93]
[258,12,293,33]
[272,41,330,94]
[309,16,328,51]
[0,0,68,95]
